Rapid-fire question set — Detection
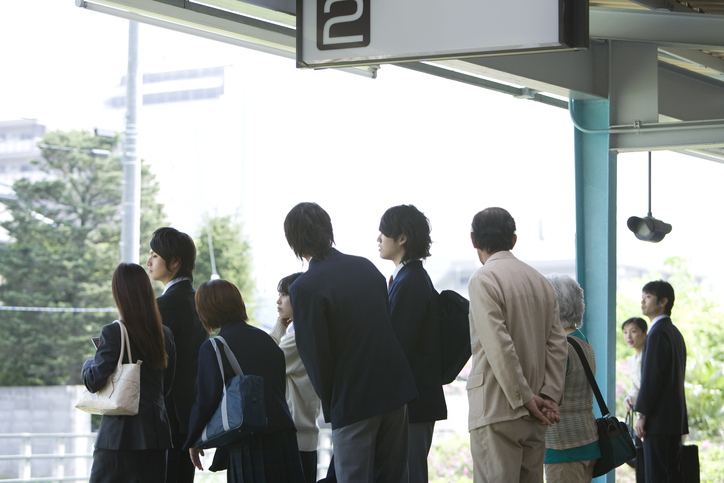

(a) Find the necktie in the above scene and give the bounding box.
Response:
[388,275,393,290]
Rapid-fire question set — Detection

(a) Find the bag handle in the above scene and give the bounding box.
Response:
[207,336,246,434]
[567,336,610,417]
[215,336,245,376]
[114,320,134,366]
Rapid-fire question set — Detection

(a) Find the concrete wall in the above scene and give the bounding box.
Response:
[0,385,93,479]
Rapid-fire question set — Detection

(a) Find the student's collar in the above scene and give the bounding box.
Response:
[162,277,190,295]
[391,259,419,281]
[649,314,667,329]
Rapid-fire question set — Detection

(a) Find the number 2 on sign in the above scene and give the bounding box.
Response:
[322,0,364,45]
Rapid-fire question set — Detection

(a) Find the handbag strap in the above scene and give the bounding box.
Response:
[215,336,245,376]
[114,320,134,366]
[567,336,610,417]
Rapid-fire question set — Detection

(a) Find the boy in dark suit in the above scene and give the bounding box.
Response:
[377,205,446,483]
[147,227,208,483]
[635,280,688,483]
[284,202,418,483]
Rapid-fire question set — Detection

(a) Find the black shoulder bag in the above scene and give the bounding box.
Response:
[568,336,636,478]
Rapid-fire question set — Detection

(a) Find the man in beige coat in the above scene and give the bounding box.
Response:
[467,207,567,483]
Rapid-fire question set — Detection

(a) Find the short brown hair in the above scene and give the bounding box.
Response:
[195,279,249,333]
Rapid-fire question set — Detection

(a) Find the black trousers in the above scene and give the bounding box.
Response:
[643,434,683,483]
[166,433,196,483]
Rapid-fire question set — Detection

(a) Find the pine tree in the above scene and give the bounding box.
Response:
[0,129,166,385]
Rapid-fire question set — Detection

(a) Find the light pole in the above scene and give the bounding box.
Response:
[120,20,141,264]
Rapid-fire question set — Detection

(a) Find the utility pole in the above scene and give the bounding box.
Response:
[120,20,141,263]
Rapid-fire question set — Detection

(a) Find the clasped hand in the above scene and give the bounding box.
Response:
[524,395,560,426]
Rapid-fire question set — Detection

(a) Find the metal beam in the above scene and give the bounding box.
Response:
[590,7,724,50]
[609,41,659,126]
[627,0,696,12]
[76,0,296,55]
[397,62,569,109]
[611,123,724,152]
[659,63,724,120]
[659,47,724,76]
[446,40,610,99]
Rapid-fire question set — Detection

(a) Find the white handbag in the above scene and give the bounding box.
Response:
[75,320,142,416]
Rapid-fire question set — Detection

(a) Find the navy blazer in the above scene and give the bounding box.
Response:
[185,321,295,452]
[635,316,688,435]
[289,248,418,429]
[82,322,176,450]
[389,261,447,423]
[156,280,208,437]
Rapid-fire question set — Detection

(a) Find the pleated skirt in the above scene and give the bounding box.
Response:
[227,429,305,483]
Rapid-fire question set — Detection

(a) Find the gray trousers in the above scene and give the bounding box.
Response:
[332,404,409,483]
[408,421,435,483]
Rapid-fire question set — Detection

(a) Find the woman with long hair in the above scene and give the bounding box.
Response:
[185,279,305,482]
[82,262,176,482]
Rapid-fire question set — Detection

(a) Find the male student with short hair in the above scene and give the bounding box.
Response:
[147,227,208,483]
[284,202,417,483]
[377,204,446,483]
[635,280,688,483]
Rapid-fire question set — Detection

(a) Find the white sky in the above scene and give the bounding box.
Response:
[2,0,723,308]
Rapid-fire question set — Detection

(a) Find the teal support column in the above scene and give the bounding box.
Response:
[571,97,618,482]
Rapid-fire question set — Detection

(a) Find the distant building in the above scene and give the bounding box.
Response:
[0,119,46,194]
[105,65,226,110]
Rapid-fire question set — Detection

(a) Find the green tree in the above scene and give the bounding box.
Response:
[194,214,256,322]
[0,129,167,385]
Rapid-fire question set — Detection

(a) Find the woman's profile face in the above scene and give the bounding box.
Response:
[623,323,647,351]
[277,292,293,320]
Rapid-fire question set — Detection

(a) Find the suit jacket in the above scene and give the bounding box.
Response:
[82,322,176,450]
[156,280,208,437]
[289,248,418,429]
[635,316,688,435]
[466,251,567,431]
[389,260,447,423]
[184,321,296,450]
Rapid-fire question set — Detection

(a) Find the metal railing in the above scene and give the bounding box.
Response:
[0,429,335,482]
[0,433,95,483]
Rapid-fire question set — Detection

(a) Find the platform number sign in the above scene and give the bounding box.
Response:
[317,0,370,50]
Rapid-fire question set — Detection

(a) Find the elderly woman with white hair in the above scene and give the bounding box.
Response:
[543,274,601,483]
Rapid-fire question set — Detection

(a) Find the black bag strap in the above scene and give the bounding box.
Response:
[568,336,610,417]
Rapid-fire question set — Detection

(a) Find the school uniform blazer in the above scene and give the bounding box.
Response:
[289,248,418,430]
[635,316,689,435]
[184,321,296,450]
[466,251,567,431]
[82,322,176,450]
[156,280,208,437]
[389,260,447,423]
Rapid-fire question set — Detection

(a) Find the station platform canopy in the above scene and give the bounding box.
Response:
[75,0,724,161]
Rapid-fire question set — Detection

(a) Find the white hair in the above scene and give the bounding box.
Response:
[547,274,585,329]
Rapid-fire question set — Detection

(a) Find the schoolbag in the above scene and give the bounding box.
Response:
[438,290,472,384]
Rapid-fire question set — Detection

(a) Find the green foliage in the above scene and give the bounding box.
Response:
[194,214,255,322]
[0,129,166,385]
